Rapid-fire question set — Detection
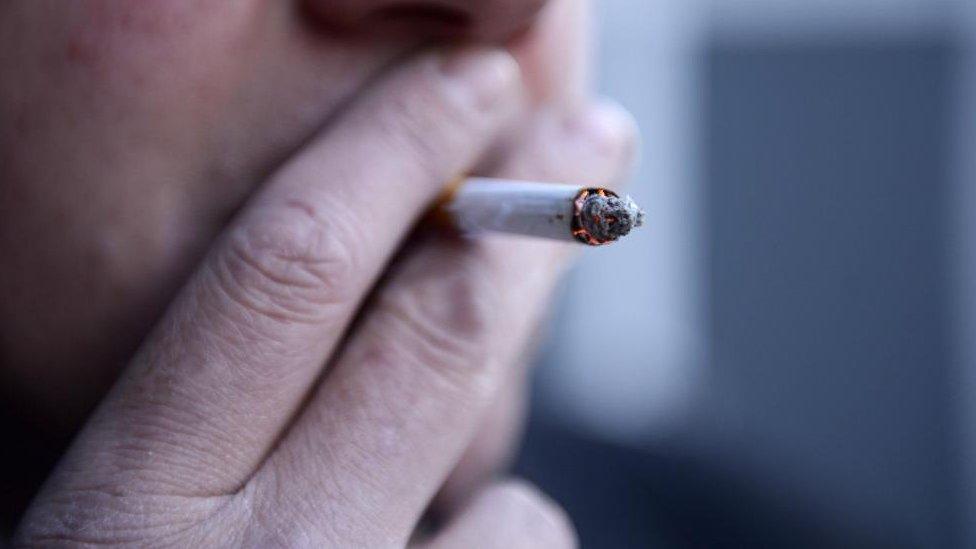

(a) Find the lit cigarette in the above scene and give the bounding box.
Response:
[435,177,646,246]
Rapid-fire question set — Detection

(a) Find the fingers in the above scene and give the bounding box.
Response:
[436,0,598,509]
[436,100,638,505]
[436,365,530,509]
[252,101,636,544]
[42,47,523,498]
[415,480,577,549]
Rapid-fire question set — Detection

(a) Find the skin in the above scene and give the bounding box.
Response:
[0,0,637,546]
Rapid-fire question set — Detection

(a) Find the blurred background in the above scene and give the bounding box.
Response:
[515,0,976,547]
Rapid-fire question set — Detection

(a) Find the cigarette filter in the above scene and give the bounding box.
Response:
[437,177,645,246]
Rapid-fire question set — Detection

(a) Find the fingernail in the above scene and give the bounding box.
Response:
[441,47,520,110]
[569,100,638,155]
[567,100,641,182]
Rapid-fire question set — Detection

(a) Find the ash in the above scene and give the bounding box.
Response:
[580,194,646,241]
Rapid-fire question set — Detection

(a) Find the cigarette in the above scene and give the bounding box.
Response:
[434,177,646,246]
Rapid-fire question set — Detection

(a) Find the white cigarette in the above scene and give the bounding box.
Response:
[436,177,646,246]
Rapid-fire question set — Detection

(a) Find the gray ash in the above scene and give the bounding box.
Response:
[579,194,645,242]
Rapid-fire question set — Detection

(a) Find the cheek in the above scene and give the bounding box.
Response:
[55,2,265,108]
[0,0,405,428]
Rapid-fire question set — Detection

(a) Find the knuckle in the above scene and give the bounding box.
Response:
[214,202,360,324]
[375,251,501,385]
[244,470,364,549]
[371,61,488,182]
[15,486,219,548]
[373,100,446,184]
[238,501,319,548]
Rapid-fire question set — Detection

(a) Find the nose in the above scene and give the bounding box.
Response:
[303,0,549,40]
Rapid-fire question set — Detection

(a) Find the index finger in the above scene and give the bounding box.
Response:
[34,48,522,500]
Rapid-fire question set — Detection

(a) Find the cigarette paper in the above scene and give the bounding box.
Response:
[436,177,645,246]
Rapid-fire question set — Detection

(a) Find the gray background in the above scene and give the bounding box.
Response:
[518,1,976,547]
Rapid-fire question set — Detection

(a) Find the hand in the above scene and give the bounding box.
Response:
[0,0,588,524]
[0,0,580,429]
[14,45,635,546]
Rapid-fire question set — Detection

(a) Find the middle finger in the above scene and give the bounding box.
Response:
[50,48,522,500]
[252,101,637,546]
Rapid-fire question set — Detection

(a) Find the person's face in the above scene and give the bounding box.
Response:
[0,0,586,428]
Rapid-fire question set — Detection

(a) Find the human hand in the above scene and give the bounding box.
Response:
[13,43,636,546]
[0,0,587,523]
[0,0,576,430]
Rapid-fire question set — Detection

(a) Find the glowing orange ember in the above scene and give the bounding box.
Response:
[572,187,620,246]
